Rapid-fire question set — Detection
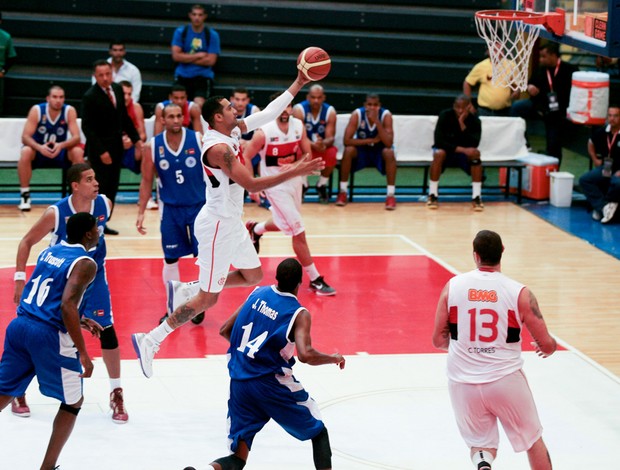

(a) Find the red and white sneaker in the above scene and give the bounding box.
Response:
[335,191,348,207]
[11,396,30,417]
[385,195,396,210]
[110,388,128,424]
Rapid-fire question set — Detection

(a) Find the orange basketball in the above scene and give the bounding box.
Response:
[296,47,331,81]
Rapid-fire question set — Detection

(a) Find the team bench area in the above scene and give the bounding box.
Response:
[332,114,530,203]
[0,115,529,203]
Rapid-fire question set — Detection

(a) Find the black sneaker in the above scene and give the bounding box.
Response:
[191,312,205,325]
[426,194,438,209]
[316,185,329,204]
[245,220,262,253]
[472,196,484,212]
[477,461,492,470]
[18,192,31,211]
[309,276,336,296]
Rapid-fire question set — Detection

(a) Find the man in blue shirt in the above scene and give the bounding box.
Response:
[171,4,221,109]
[189,258,345,470]
[0,212,101,470]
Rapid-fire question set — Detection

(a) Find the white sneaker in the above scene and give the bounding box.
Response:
[167,280,200,315]
[601,202,618,224]
[132,333,159,378]
[146,198,159,210]
[18,192,31,211]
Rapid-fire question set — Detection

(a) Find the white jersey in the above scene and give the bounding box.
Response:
[258,117,304,190]
[446,269,525,384]
[200,127,246,219]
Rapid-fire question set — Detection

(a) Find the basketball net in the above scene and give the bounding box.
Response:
[475,12,541,92]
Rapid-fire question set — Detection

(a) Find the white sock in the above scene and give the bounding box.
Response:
[339,182,349,193]
[386,185,395,196]
[149,320,174,344]
[304,263,320,281]
[317,176,329,187]
[254,222,267,235]
[109,378,122,392]
[20,187,30,195]
[162,260,180,287]
[429,180,439,196]
[472,182,482,199]
[472,450,494,468]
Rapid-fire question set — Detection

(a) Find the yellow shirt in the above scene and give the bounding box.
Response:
[465,58,512,110]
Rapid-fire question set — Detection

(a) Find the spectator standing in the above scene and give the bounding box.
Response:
[428,94,484,211]
[91,40,142,102]
[0,12,17,116]
[293,84,338,203]
[189,258,344,470]
[171,3,220,109]
[82,60,142,235]
[432,230,556,470]
[510,41,578,165]
[0,212,101,470]
[463,51,519,117]
[579,104,620,224]
[17,85,85,211]
[335,94,397,210]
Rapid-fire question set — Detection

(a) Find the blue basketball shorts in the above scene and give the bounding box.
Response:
[0,315,83,404]
[227,373,325,452]
[160,202,202,259]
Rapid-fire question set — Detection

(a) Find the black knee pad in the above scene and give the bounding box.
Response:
[100,325,119,350]
[212,455,246,470]
[164,257,179,264]
[312,427,332,469]
[60,402,81,416]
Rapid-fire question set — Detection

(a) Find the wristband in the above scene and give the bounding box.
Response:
[14,271,26,281]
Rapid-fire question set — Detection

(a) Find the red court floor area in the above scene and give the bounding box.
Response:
[0,255,539,358]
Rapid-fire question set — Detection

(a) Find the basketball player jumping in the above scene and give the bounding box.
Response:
[132,67,324,378]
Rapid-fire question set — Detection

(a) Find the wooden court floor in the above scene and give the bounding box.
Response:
[0,200,618,377]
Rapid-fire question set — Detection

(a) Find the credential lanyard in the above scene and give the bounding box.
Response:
[546,60,561,92]
[607,129,619,157]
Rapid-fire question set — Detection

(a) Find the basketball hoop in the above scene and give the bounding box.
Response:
[475,9,566,92]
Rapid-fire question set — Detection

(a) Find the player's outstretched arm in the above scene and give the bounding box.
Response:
[293,310,345,369]
[237,70,310,135]
[208,144,323,194]
[519,287,556,358]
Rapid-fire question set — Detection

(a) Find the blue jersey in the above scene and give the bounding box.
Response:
[152,128,206,206]
[295,100,335,141]
[354,106,390,141]
[16,241,95,333]
[228,285,305,380]
[50,195,108,270]
[32,103,70,147]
